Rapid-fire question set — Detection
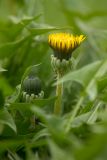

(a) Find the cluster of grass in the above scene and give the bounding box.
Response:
[0,0,107,159]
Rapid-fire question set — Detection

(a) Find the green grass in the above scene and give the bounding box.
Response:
[0,0,107,159]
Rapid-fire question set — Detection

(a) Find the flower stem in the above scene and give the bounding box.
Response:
[54,72,63,115]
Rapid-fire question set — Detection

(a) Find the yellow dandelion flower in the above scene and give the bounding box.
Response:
[48,33,85,60]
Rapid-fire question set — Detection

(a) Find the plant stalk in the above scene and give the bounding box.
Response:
[54,71,63,115]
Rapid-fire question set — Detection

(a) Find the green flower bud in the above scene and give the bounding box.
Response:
[21,75,44,102]
[22,76,42,95]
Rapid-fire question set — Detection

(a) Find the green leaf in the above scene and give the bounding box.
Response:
[71,112,91,127]
[0,37,28,58]
[29,24,72,35]
[10,14,42,25]
[10,96,56,113]
[7,14,42,39]
[48,140,73,160]
[32,128,49,142]
[0,137,27,153]
[75,132,107,160]
[71,102,101,128]
[32,96,56,107]
[9,103,34,118]
[57,59,107,100]
[0,76,13,96]
[0,109,17,132]
[57,60,102,86]
[97,76,107,92]
[31,107,67,142]
[0,67,6,72]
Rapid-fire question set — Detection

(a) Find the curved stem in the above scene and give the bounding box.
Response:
[54,72,63,115]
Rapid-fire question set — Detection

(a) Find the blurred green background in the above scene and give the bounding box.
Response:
[0,0,107,160]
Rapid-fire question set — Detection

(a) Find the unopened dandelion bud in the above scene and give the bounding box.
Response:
[21,75,44,102]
